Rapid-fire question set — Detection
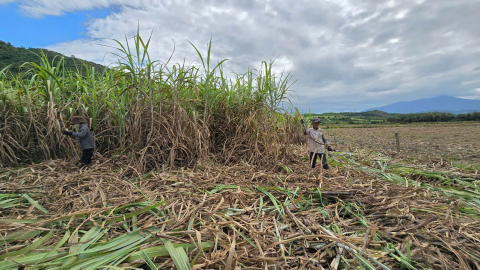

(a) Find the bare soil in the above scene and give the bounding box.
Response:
[329,122,480,165]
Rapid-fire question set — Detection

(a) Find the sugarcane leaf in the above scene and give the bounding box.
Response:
[0,251,66,270]
[0,230,53,260]
[141,250,158,270]
[32,230,71,267]
[22,194,48,213]
[110,202,165,223]
[161,238,191,270]
[126,242,212,262]
[0,230,42,245]
[229,224,257,249]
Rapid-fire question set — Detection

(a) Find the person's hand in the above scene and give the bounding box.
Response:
[62,130,73,136]
[301,119,305,125]
[327,145,334,152]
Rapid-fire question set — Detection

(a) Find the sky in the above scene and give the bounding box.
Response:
[1,0,480,113]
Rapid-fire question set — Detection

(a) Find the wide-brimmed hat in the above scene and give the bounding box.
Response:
[312,117,321,123]
[71,116,87,125]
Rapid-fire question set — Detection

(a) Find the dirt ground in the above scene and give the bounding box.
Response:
[328,122,480,166]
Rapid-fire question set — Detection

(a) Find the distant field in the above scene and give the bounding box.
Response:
[304,110,389,124]
[304,110,480,125]
[329,122,480,169]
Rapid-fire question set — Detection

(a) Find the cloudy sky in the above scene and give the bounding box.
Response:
[1,0,480,112]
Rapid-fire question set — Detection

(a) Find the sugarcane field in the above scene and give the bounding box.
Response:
[1,31,480,270]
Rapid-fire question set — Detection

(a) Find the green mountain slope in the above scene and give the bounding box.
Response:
[0,40,107,75]
[305,111,391,124]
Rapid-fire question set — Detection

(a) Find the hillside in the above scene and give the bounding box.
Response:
[0,40,107,75]
[364,95,480,114]
[305,111,391,124]
[364,109,391,118]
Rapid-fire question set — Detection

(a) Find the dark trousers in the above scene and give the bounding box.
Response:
[309,152,329,169]
[80,148,94,166]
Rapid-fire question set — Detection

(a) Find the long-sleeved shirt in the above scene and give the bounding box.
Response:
[72,124,95,150]
[306,128,328,153]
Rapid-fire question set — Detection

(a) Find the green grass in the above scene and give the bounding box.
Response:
[453,162,480,173]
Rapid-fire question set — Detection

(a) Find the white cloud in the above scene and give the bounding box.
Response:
[6,0,479,112]
[48,39,119,67]
[395,9,409,19]
[459,88,480,100]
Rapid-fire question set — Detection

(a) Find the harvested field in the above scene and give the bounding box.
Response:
[1,147,479,269]
[1,32,480,269]
[329,122,480,166]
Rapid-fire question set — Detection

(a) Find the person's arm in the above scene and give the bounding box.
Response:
[72,125,88,138]
[323,131,334,151]
[322,131,328,145]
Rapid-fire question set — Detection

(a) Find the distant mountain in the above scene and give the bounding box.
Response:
[0,40,107,75]
[364,96,480,114]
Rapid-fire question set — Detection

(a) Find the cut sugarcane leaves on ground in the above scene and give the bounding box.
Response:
[1,148,479,269]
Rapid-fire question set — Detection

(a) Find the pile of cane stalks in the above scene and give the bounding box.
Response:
[1,147,479,270]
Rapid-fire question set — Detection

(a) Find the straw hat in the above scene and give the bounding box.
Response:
[71,116,87,125]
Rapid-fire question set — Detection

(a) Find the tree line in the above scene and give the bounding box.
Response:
[387,112,480,123]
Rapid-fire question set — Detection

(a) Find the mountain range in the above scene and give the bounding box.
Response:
[0,40,107,75]
[364,96,480,114]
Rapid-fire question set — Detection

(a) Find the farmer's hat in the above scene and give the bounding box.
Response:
[71,116,87,125]
[312,117,321,123]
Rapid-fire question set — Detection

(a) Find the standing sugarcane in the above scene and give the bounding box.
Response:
[62,116,95,168]
[301,117,333,170]
[58,103,78,160]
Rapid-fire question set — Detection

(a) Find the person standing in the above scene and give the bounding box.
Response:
[302,117,333,169]
[62,116,95,167]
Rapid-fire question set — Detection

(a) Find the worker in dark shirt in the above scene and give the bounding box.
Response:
[63,116,94,167]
